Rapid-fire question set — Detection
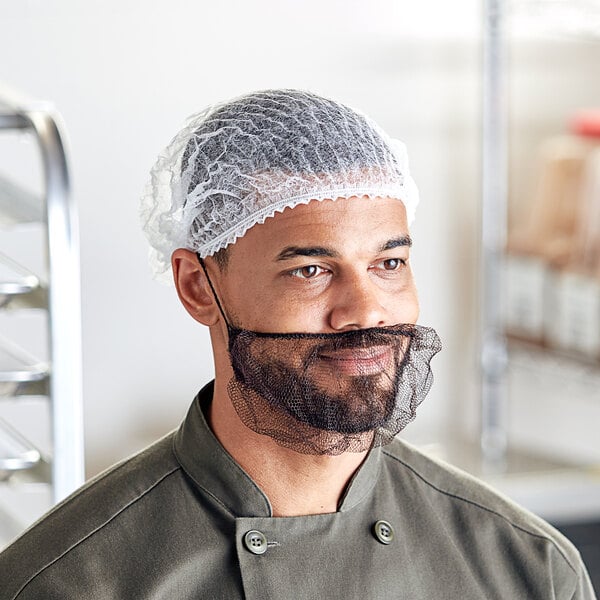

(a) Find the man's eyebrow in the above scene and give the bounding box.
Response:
[275,246,341,261]
[379,235,413,251]
[275,237,412,261]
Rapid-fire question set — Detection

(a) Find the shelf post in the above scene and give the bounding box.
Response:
[481,0,509,468]
[27,110,85,502]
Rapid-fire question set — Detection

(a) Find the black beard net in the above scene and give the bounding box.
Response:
[227,323,442,455]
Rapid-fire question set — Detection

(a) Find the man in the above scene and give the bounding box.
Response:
[0,90,595,598]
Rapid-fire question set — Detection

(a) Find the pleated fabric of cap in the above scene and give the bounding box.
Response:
[140,89,419,281]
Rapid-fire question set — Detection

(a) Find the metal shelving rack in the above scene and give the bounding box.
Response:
[481,0,600,467]
[478,4,600,586]
[0,86,84,543]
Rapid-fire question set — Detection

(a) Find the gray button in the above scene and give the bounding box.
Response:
[244,530,268,555]
[373,520,394,545]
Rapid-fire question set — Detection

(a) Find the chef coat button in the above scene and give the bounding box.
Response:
[243,530,268,555]
[373,520,394,545]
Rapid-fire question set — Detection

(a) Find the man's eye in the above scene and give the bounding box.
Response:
[290,265,324,279]
[379,258,406,271]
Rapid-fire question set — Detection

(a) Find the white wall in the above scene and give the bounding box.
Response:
[0,0,527,476]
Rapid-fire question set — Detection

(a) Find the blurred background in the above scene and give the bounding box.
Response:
[0,0,599,586]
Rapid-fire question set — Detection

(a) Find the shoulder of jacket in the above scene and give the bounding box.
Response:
[381,438,584,577]
[0,432,181,599]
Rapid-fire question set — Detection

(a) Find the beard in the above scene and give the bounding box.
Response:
[226,323,441,455]
[231,335,402,433]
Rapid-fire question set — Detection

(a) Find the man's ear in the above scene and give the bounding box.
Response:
[171,249,221,326]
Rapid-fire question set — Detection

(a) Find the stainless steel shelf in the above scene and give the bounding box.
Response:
[0,335,49,397]
[508,339,600,383]
[0,113,29,130]
[0,464,52,549]
[0,175,43,227]
[0,252,45,309]
[4,457,51,485]
[0,418,40,479]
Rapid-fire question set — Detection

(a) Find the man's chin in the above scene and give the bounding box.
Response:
[280,384,397,434]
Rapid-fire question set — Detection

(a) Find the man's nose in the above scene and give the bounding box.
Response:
[328,272,388,331]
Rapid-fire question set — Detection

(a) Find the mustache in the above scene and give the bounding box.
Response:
[290,329,408,367]
[229,323,423,367]
[314,334,395,356]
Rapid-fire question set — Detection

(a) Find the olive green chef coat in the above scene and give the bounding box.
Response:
[0,381,595,599]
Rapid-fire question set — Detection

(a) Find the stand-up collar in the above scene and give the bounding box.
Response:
[173,381,382,518]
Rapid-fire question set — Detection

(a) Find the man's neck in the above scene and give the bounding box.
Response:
[208,377,368,517]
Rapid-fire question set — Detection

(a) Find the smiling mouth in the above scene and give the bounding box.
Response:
[317,345,393,376]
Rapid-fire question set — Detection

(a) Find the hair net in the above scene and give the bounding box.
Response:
[140,89,419,281]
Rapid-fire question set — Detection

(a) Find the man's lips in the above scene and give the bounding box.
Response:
[317,345,393,375]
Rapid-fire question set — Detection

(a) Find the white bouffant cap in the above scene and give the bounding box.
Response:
[140,89,419,281]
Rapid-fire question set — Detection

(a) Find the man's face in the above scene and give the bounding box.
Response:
[215,195,419,334]
[212,195,420,440]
